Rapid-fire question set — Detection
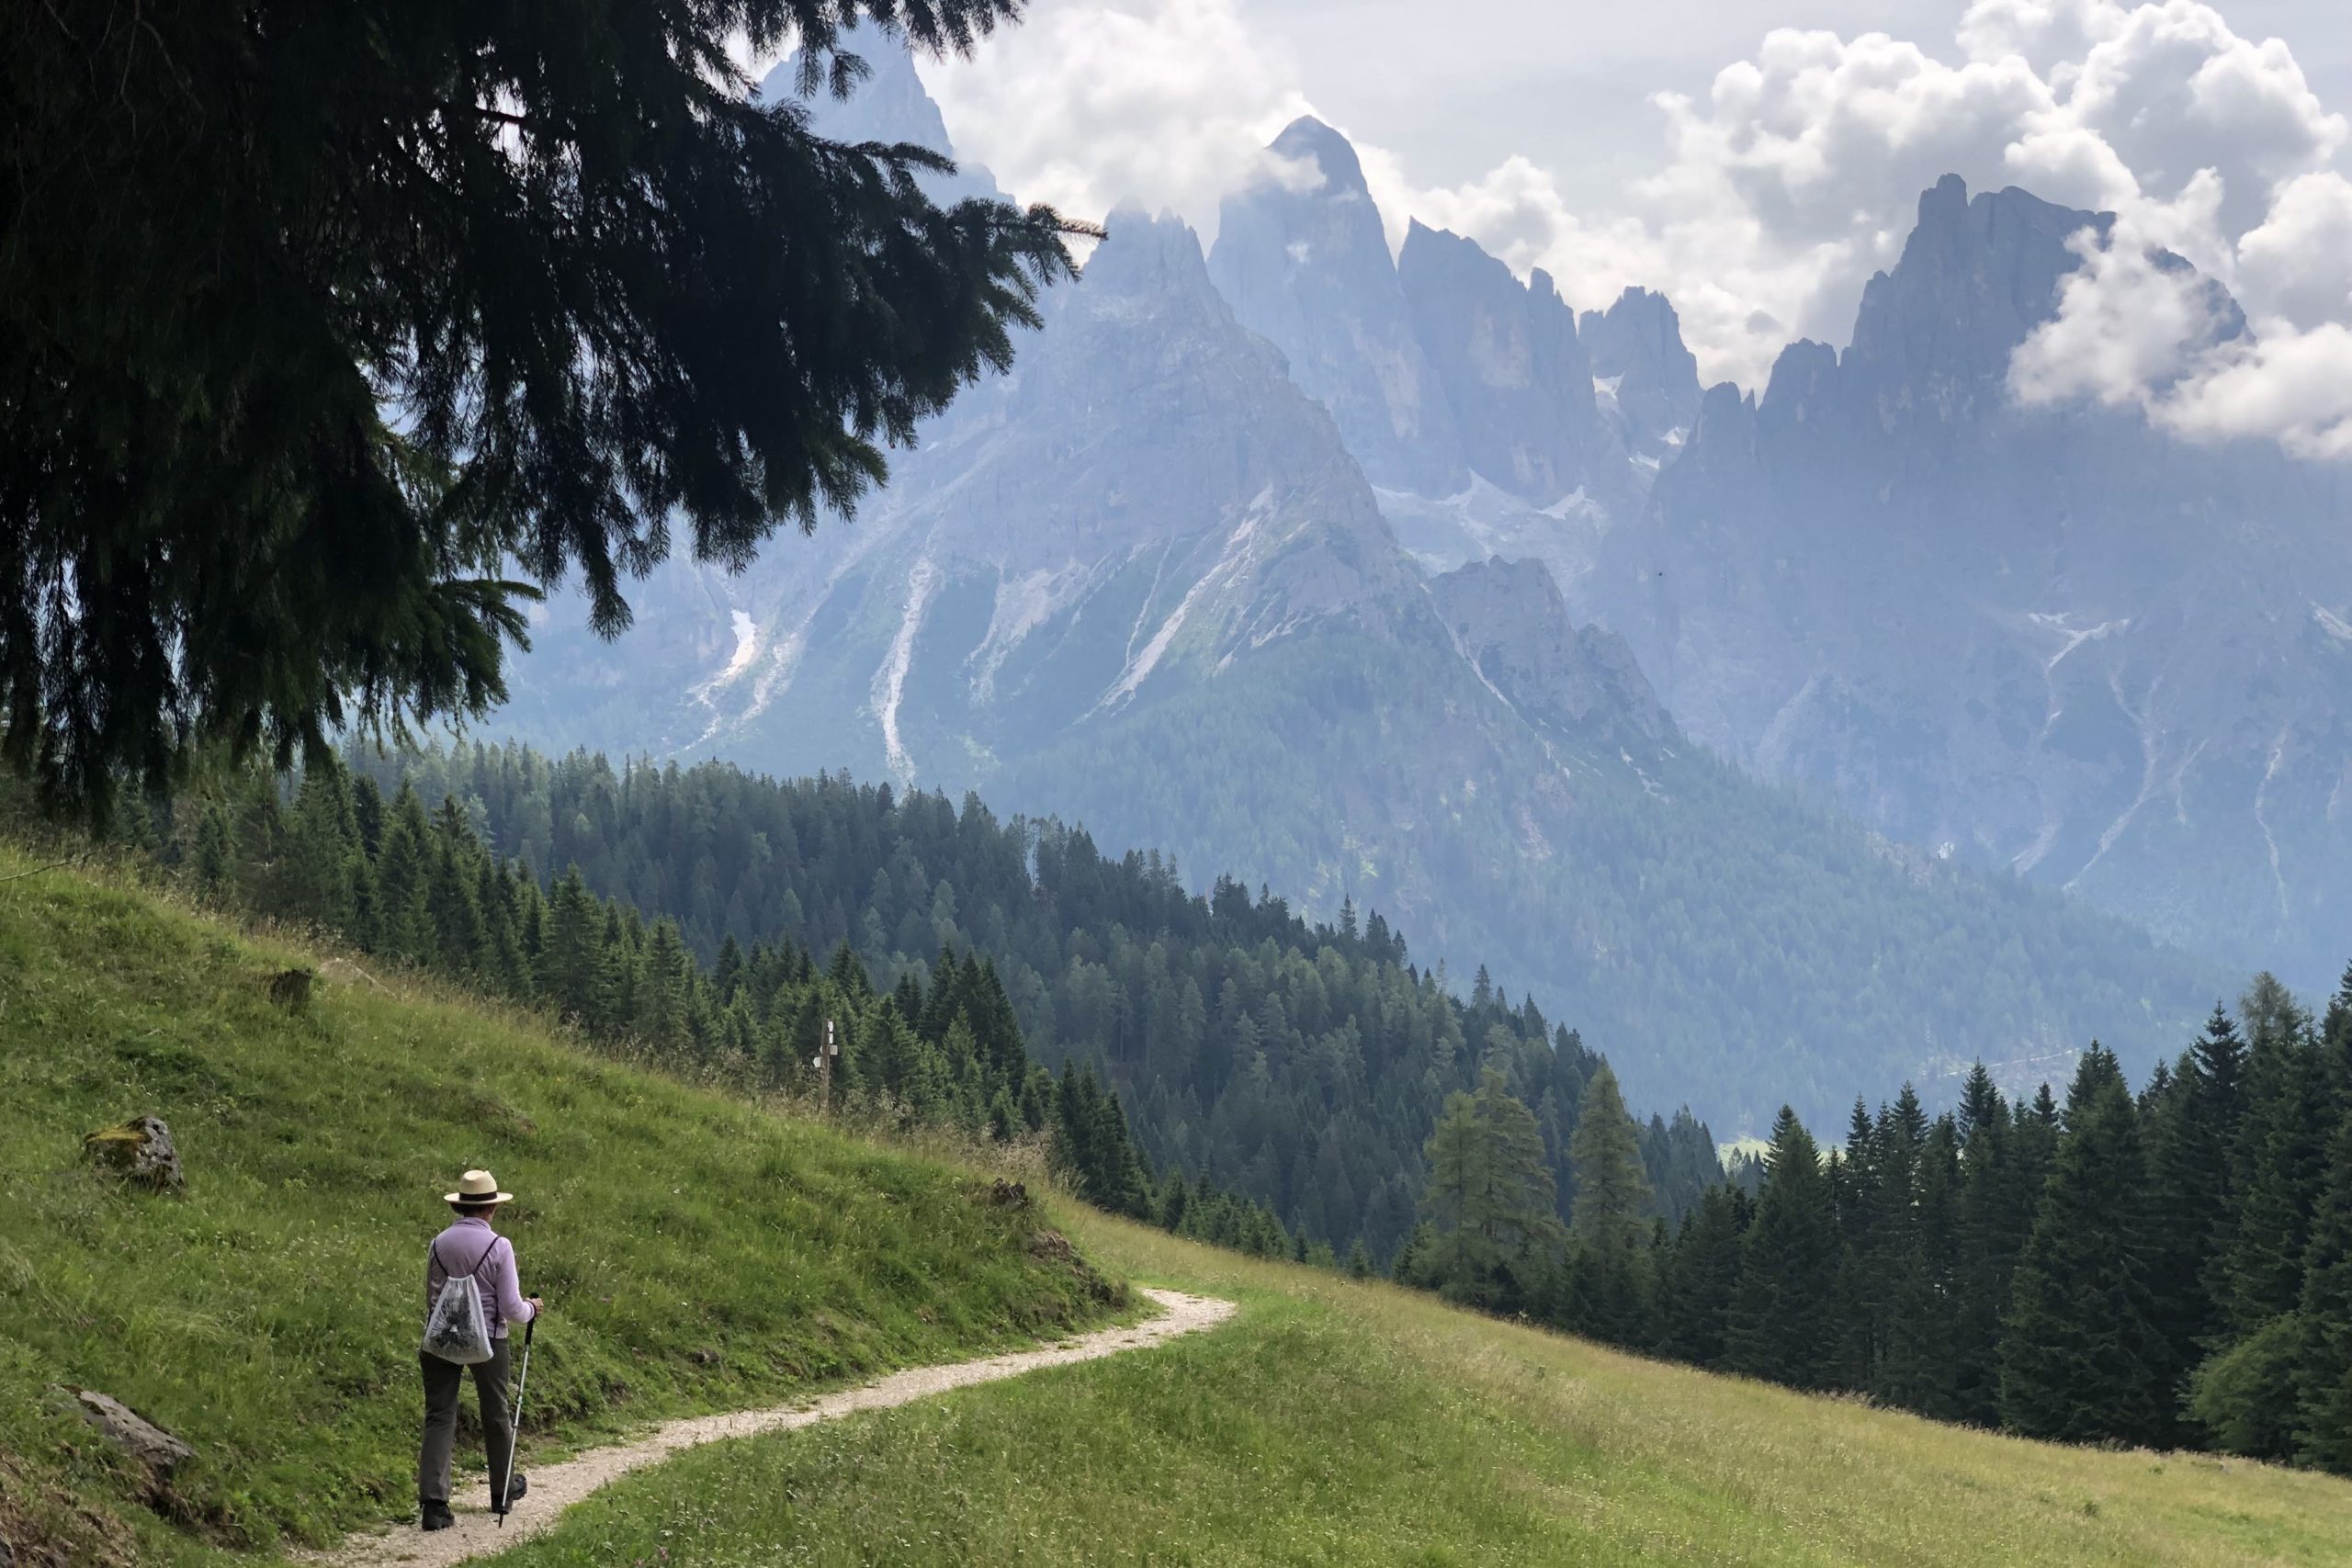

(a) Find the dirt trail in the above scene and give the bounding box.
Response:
[313,1288,1235,1567]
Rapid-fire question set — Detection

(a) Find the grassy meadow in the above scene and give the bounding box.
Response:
[0,844,1123,1566]
[492,1215,2352,1568]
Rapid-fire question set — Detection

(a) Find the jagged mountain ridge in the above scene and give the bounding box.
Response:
[1570,175,2352,984]
[1218,112,2350,987]
[1580,287,1702,473]
[493,45,2214,1132]
[1206,118,1467,497]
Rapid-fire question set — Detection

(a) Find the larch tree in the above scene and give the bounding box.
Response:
[1419,1066,1561,1308]
[1565,1060,1654,1339]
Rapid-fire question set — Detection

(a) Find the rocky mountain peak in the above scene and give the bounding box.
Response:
[765,24,998,199]
[1839,175,2110,423]
[1088,205,1229,313]
[1581,286,1702,468]
[1207,124,1468,495]
[1427,557,1670,744]
[1395,221,1616,507]
[1266,115,1373,197]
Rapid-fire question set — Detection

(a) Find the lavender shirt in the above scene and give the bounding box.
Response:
[424,1216,536,1340]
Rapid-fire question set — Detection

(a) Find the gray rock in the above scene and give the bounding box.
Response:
[83,1116,183,1193]
[75,1389,195,1476]
[1426,556,1668,744]
[1579,287,1702,473]
[1396,219,1621,507]
[1584,174,2352,982]
[1208,117,1467,496]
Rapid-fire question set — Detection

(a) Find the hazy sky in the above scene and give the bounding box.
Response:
[909,0,2352,454]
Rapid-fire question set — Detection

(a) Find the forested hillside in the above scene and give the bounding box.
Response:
[161,745,1723,1261]
[39,749,2352,1480]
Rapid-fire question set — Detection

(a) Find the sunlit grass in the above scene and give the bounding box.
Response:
[502,1211,2352,1568]
[0,844,1122,1564]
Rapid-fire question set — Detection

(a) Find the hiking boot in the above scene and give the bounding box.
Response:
[421,1501,456,1531]
[492,1472,527,1514]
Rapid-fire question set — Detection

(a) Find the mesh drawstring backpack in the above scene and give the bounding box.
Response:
[421,1234,501,1364]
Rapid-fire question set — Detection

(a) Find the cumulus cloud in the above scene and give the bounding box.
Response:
[2234,170,2352,328]
[928,0,2352,455]
[2160,324,2352,458]
[2008,223,2233,406]
[921,0,1311,237]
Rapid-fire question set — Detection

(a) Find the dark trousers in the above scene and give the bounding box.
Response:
[418,1339,514,1506]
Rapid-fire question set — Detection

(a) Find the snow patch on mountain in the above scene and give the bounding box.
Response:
[1098,488,1275,712]
[972,563,1088,703]
[720,611,760,682]
[876,556,938,782]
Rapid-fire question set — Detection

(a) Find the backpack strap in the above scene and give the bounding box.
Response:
[432,1231,503,1280]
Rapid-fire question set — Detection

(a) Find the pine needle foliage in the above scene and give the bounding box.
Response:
[1,0,1090,823]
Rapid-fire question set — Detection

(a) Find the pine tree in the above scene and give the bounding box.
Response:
[1952,1063,2016,1425]
[1997,1045,2165,1447]
[539,868,604,1021]
[2294,965,2352,1472]
[275,762,360,931]
[192,806,232,898]
[1658,1185,1748,1367]
[1827,1098,1880,1390]
[1884,1112,1961,1418]
[373,785,436,964]
[2137,1048,2211,1440]
[1725,1107,1838,1389]
[2216,998,2328,1337]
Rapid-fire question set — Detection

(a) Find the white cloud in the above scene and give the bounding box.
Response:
[2158,323,2352,458]
[929,0,2352,454]
[922,0,1311,236]
[2010,197,2352,460]
[2235,170,2352,327]
[2008,221,2229,407]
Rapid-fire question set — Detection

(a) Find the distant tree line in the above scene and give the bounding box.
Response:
[1398,983,2352,1474]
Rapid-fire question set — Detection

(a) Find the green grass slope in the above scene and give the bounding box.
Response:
[0,845,1123,1566]
[501,1211,2352,1568]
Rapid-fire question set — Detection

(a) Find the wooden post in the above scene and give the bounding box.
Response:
[817,1018,837,1111]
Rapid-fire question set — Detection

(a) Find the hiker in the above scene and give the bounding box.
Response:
[418,1168,543,1531]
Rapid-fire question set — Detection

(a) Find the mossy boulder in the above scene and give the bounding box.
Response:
[82,1116,183,1193]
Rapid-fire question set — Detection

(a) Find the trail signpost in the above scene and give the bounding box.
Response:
[815,1019,838,1111]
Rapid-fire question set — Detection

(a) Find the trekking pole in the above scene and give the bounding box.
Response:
[498,1314,535,1529]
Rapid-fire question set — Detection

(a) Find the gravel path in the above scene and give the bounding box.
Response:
[312,1288,1235,1568]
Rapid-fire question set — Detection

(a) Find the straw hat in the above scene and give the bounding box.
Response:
[443,1168,515,1205]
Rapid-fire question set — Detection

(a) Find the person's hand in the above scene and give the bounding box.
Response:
[527,1295,546,1317]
